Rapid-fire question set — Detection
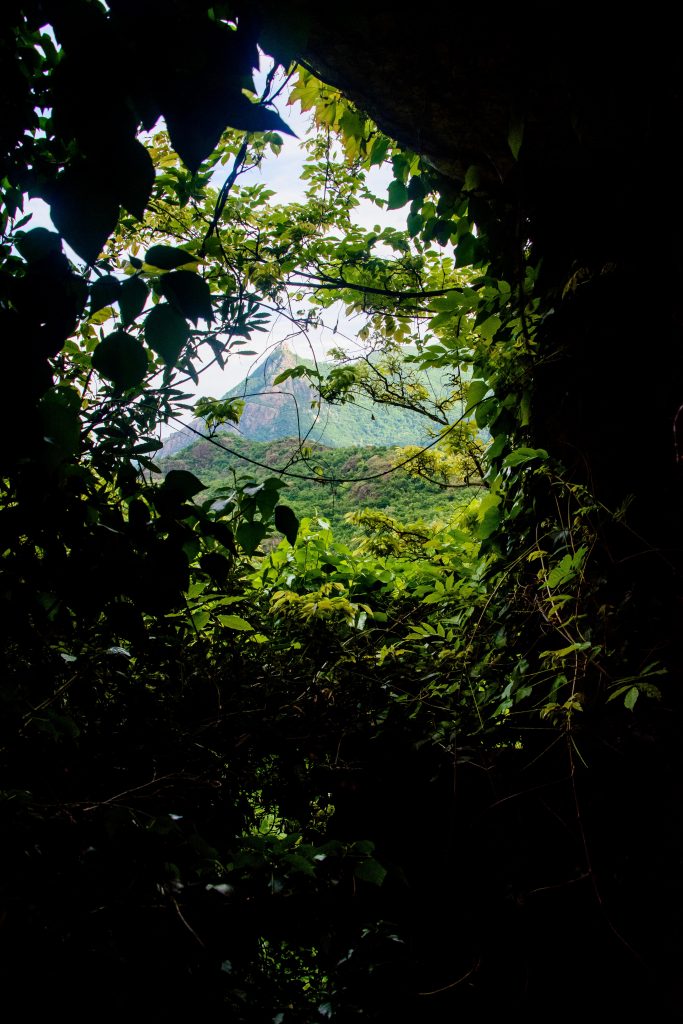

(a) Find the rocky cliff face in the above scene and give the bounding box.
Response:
[161,342,438,456]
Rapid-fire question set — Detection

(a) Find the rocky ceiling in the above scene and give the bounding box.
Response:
[251,4,681,193]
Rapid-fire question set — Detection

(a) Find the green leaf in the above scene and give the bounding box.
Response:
[434,219,453,246]
[165,96,295,174]
[157,271,213,324]
[475,396,499,428]
[117,138,155,220]
[119,276,148,327]
[455,232,478,267]
[486,433,507,460]
[16,227,62,262]
[503,447,549,468]
[624,686,640,711]
[477,505,501,539]
[145,244,198,270]
[92,330,148,390]
[236,521,267,555]
[274,504,300,545]
[387,180,409,210]
[49,164,119,265]
[272,365,307,386]
[464,164,481,191]
[369,135,390,166]
[283,852,316,876]
[478,315,501,341]
[466,379,489,412]
[163,470,207,499]
[218,614,254,631]
[508,115,525,160]
[354,858,387,886]
[406,212,423,237]
[39,385,81,458]
[90,274,121,315]
[144,303,190,366]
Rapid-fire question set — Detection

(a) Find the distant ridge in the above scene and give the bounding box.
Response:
[161,342,444,457]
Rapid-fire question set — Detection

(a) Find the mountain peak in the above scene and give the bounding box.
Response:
[161,345,443,458]
[248,341,299,386]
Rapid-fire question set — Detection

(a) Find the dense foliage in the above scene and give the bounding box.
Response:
[163,435,476,543]
[1,2,680,1018]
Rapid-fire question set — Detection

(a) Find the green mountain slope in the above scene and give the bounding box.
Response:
[162,342,450,456]
[162,435,476,543]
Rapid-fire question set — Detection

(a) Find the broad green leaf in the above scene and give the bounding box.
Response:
[486,433,507,460]
[236,521,267,555]
[464,164,481,190]
[466,379,489,412]
[434,219,454,246]
[163,84,295,173]
[16,227,61,262]
[145,303,189,365]
[407,175,426,201]
[475,396,499,428]
[624,686,639,711]
[354,858,387,886]
[39,385,81,457]
[387,180,409,210]
[157,271,213,324]
[119,276,148,326]
[283,852,316,876]
[133,439,163,454]
[547,556,574,589]
[406,212,423,237]
[50,164,119,264]
[218,614,254,631]
[478,315,501,341]
[90,274,120,315]
[163,470,207,499]
[503,447,549,468]
[369,134,390,166]
[455,231,478,267]
[145,244,198,270]
[92,330,147,389]
[192,609,211,631]
[477,505,501,539]
[273,365,307,385]
[539,642,592,661]
[274,504,300,545]
[508,115,524,160]
[117,137,155,220]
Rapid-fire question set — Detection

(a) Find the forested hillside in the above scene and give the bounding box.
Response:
[163,435,476,542]
[2,4,681,1019]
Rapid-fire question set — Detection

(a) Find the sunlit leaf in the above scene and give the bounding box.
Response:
[503,447,549,468]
